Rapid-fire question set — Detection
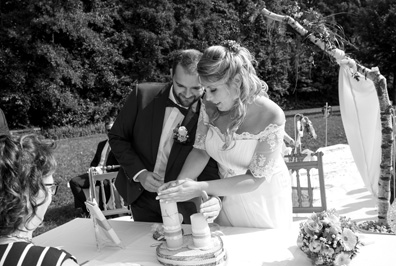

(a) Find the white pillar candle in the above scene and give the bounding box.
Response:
[160,201,183,250]
[190,213,212,248]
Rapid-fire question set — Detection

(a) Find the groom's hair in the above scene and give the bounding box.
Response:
[171,49,202,77]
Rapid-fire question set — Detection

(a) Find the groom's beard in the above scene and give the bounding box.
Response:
[173,91,201,109]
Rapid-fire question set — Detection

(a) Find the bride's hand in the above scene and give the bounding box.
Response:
[156,179,202,202]
[157,179,185,192]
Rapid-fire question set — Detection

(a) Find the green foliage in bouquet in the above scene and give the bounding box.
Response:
[297,209,361,266]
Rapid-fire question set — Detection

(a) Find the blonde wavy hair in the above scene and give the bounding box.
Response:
[197,40,268,149]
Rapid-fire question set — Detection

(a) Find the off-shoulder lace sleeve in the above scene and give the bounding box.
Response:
[193,102,209,150]
[248,123,285,181]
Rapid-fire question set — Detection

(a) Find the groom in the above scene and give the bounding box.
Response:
[109,49,220,223]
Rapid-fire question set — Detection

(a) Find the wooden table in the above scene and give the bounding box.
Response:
[33,218,395,266]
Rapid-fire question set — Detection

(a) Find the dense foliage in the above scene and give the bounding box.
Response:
[1,0,394,130]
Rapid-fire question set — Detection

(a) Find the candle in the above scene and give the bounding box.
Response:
[190,213,212,248]
[160,201,183,250]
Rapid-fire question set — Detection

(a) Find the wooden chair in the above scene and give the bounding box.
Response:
[285,151,327,213]
[88,166,132,218]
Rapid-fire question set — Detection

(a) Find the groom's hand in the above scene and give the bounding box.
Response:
[200,196,222,223]
[137,171,163,192]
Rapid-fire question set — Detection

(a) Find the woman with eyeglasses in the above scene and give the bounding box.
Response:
[0,133,139,266]
[0,133,79,266]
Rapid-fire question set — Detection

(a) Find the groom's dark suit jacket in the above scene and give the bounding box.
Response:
[109,82,219,223]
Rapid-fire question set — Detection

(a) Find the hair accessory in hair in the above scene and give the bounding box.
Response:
[221,40,241,54]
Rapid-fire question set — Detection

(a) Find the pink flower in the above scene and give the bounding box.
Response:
[309,212,319,221]
[313,256,324,265]
[304,219,323,236]
[320,244,335,257]
[322,212,341,227]
[341,228,357,251]
[309,240,322,253]
[334,252,351,266]
[297,234,304,248]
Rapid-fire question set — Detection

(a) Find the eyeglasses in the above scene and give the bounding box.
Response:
[44,183,59,196]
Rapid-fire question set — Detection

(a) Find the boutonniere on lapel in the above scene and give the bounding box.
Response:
[173,124,190,144]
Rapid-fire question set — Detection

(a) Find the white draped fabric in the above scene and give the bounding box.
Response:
[337,57,381,198]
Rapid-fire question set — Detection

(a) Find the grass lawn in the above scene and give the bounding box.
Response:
[35,112,347,236]
[34,134,106,236]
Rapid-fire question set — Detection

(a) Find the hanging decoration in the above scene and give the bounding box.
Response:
[255,7,393,224]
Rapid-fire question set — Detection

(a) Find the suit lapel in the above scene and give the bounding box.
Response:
[165,101,201,181]
[151,85,171,163]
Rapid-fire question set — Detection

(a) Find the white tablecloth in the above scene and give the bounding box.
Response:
[33,218,395,266]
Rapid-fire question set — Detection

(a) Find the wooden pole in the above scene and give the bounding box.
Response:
[258,8,393,224]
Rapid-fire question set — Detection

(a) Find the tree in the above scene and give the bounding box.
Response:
[352,0,396,102]
[0,0,129,128]
[1,0,393,130]
[117,0,176,82]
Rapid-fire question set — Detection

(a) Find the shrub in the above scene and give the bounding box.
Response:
[41,123,105,140]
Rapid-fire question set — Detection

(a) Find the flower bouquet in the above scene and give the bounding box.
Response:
[297,209,361,266]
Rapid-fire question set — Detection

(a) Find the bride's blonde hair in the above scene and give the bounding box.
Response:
[197,40,268,149]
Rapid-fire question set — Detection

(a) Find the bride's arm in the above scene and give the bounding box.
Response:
[158,147,210,194]
[157,172,265,201]
[200,173,266,196]
[157,115,286,201]
[178,147,210,180]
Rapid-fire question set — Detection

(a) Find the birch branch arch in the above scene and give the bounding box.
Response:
[257,8,393,224]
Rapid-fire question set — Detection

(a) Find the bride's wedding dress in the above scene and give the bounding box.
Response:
[194,104,292,229]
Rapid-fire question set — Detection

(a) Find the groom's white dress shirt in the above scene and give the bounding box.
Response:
[133,86,197,182]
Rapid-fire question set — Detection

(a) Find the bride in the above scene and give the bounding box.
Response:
[157,41,292,229]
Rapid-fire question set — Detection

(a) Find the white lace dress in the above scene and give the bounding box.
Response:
[194,105,292,229]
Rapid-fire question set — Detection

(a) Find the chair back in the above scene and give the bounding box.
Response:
[88,166,132,217]
[285,151,327,213]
